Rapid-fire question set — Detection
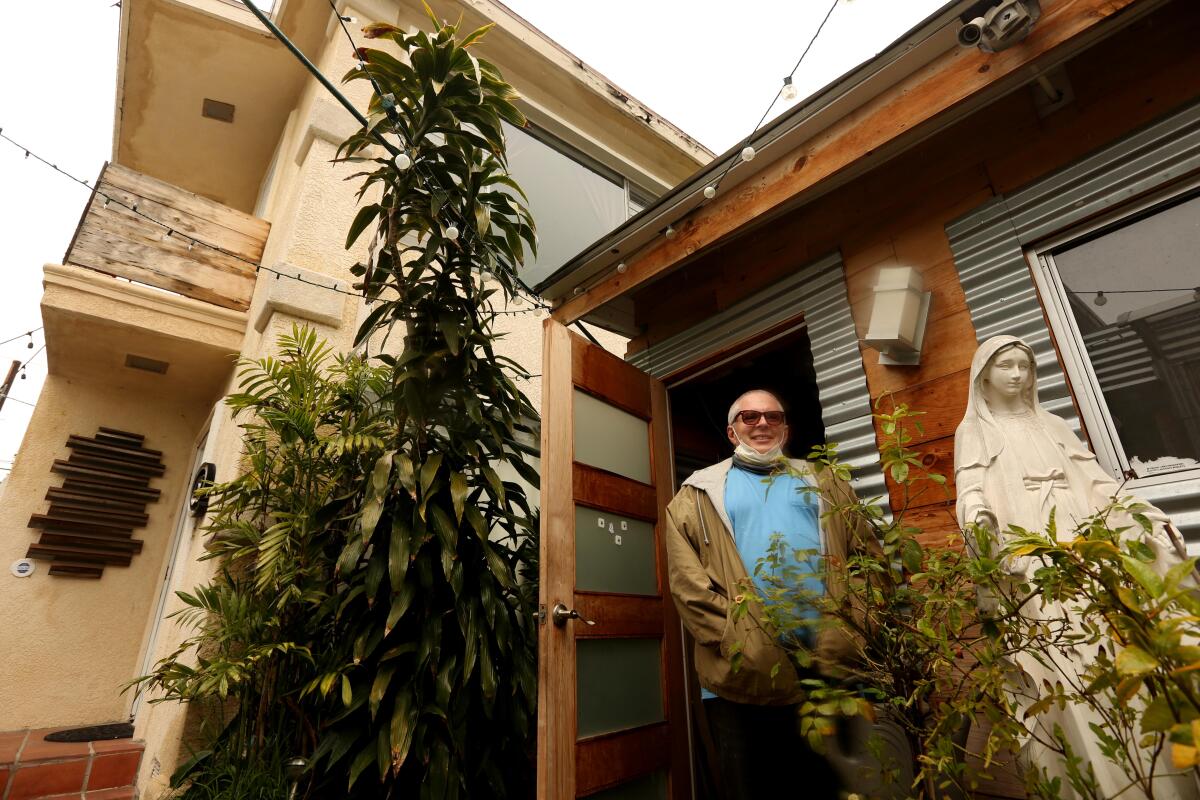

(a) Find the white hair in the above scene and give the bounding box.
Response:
[727,389,785,424]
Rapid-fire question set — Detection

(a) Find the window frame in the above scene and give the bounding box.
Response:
[1025,173,1200,492]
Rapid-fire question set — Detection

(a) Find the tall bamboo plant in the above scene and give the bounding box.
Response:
[136,13,542,800]
[320,10,541,798]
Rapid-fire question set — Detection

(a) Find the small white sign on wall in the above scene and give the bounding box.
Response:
[10,559,35,578]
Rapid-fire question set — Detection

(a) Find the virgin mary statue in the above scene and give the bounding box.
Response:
[954,334,1198,799]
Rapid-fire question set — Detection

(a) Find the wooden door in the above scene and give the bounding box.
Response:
[537,319,690,800]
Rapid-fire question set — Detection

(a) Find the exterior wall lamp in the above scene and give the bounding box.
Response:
[863,266,932,366]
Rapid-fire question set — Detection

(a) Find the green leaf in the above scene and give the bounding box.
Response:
[341,674,353,707]
[370,666,395,719]
[901,538,923,574]
[420,452,443,496]
[346,203,381,249]
[388,514,412,591]
[450,472,469,522]
[389,690,418,769]
[430,503,459,550]
[1122,555,1165,598]
[1116,645,1160,677]
[1141,695,1177,733]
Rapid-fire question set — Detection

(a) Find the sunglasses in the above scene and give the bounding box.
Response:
[734,410,786,426]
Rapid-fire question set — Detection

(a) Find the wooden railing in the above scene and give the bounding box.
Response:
[64,163,269,311]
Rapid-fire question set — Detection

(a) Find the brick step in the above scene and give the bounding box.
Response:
[0,727,143,800]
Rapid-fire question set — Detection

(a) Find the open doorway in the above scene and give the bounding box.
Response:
[663,318,826,799]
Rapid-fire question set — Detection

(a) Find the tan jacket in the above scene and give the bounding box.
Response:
[664,458,877,705]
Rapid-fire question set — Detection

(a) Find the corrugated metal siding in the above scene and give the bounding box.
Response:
[628,253,886,504]
[946,99,1200,548]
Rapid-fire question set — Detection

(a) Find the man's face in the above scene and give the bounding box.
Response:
[726,391,789,454]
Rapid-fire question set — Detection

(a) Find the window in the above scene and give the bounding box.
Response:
[1032,184,1200,483]
[501,122,653,286]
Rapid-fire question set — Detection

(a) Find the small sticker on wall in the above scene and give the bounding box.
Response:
[10,559,35,578]
[597,517,605,528]
[614,534,623,546]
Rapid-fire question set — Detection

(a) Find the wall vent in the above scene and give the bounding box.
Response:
[201,98,235,123]
[125,354,169,374]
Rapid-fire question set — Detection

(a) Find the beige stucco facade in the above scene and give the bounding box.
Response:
[0,0,706,794]
[0,265,244,730]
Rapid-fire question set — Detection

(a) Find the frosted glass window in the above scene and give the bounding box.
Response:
[575,506,657,595]
[587,771,667,800]
[502,122,629,286]
[573,390,652,484]
[577,638,663,738]
[1052,192,1200,478]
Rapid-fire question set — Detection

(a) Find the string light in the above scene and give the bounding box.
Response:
[781,75,798,102]
[665,225,677,240]
[444,225,459,241]
[1093,291,1107,306]
[616,262,627,274]
[702,185,716,199]
[0,328,42,348]
[393,152,412,171]
[704,0,839,200]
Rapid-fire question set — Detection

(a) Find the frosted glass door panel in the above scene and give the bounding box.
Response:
[575,507,657,595]
[574,390,651,484]
[577,638,663,738]
[587,771,668,800]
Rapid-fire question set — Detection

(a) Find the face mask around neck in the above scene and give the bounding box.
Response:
[731,430,784,470]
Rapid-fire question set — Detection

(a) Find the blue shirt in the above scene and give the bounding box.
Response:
[702,464,823,700]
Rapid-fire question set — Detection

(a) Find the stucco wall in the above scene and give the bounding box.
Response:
[0,375,215,730]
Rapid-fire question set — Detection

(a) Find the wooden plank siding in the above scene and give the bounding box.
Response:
[626,0,1200,551]
[64,163,268,311]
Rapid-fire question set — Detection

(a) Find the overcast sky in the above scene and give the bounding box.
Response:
[0,0,947,470]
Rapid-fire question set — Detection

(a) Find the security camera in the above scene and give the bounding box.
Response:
[957,0,1041,53]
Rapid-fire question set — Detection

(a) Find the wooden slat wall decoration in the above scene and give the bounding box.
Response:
[27,427,165,579]
[63,163,269,311]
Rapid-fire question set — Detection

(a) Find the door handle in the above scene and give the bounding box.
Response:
[551,602,596,628]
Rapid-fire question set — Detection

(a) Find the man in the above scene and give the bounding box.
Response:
[664,389,869,799]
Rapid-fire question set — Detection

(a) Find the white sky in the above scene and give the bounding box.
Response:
[0,0,947,471]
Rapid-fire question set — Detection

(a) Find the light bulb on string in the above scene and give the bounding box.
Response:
[26,334,33,349]
[703,185,716,199]
[616,262,627,274]
[1094,291,1108,307]
[665,226,677,240]
[445,225,460,241]
[741,146,756,162]
[781,76,798,102]
[394,152,412,171]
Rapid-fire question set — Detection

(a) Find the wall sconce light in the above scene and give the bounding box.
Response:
[863,266,932,366]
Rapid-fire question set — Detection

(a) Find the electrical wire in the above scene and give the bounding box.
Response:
[0,395,36,408]
[1075,287,1200,294]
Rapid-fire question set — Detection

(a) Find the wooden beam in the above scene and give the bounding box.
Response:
[551,0,1142,324]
